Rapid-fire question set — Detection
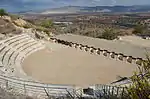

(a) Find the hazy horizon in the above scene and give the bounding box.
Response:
[0,0,150,12]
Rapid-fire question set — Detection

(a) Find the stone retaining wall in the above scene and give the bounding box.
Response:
[50,37,145,66]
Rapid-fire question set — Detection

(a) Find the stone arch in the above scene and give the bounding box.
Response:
[117,53,124,61]
[114,53,119,60]
[106,51,111,56]
[131,57,136,64]
[61,40,65,44]
[47,37,50,41]
[67,41,72,47]
[56,39,60,43]
[83,45,89,52]
[78,44,83,50]
[52,38,57,43]
[75,43,79,48]
[63,40,68,46]
[72,43,78,48]
[102,50,108,56]
[96,48,101,55]
[61,40,65,45]
[110,52,116,59]
[69,42,74,47]
[126,56,133,63]
[50,37,54,40]
[135,58,143,66]
[92,47,97,52]
[89,46,94,53]
[65,41,70,46]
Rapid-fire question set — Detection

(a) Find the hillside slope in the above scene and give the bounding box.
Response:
[0,15,52,41]
[0,17,22,39]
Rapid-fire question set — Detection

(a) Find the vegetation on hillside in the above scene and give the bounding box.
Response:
[132,24,150,37]
[127,54,150,99]
[40,19,53,28]
[97,28,119,40]
[61,22,121,40]
[0,18,21,36]
[22,18,54,36]
[0,9,8,16]
[132,24,147,34]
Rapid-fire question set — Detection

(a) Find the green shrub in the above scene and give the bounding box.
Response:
[0,9,8,16]
[98,28,119,40]
[132,24,150,37]
[132,25,144,34]
[40,19,53,28]
[127,54,150,99]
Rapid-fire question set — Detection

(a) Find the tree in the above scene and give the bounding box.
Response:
[127,54,150,99]
[0,9,8,16]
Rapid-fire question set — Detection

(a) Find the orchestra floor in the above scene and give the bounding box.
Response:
[22,42,137,86]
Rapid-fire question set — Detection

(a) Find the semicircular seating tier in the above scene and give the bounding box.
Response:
[0,33,143,98]
[0,34,45,76]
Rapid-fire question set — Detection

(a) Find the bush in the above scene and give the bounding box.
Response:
[98,28,119,40]
[0,9,8,16]
[132,25,144,34]
[40,19,53,28]
[132,24,150,36]
[127,54,150,99]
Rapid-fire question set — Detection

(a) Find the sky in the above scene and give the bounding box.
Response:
[0,0,150,12]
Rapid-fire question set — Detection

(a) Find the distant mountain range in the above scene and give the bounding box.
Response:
[19,5,150,14]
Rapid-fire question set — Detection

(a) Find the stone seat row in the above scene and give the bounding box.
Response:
[0,34,45,76]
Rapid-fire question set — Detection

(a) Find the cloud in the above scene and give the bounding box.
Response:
[1,0,150,6]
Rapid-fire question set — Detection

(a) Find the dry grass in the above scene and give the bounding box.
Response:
[0,18,22,35]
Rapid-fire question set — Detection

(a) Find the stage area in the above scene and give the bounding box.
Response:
[22,42,137,86]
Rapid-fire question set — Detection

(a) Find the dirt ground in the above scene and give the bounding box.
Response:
[118,35,150,48]
[22,42,137,86]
